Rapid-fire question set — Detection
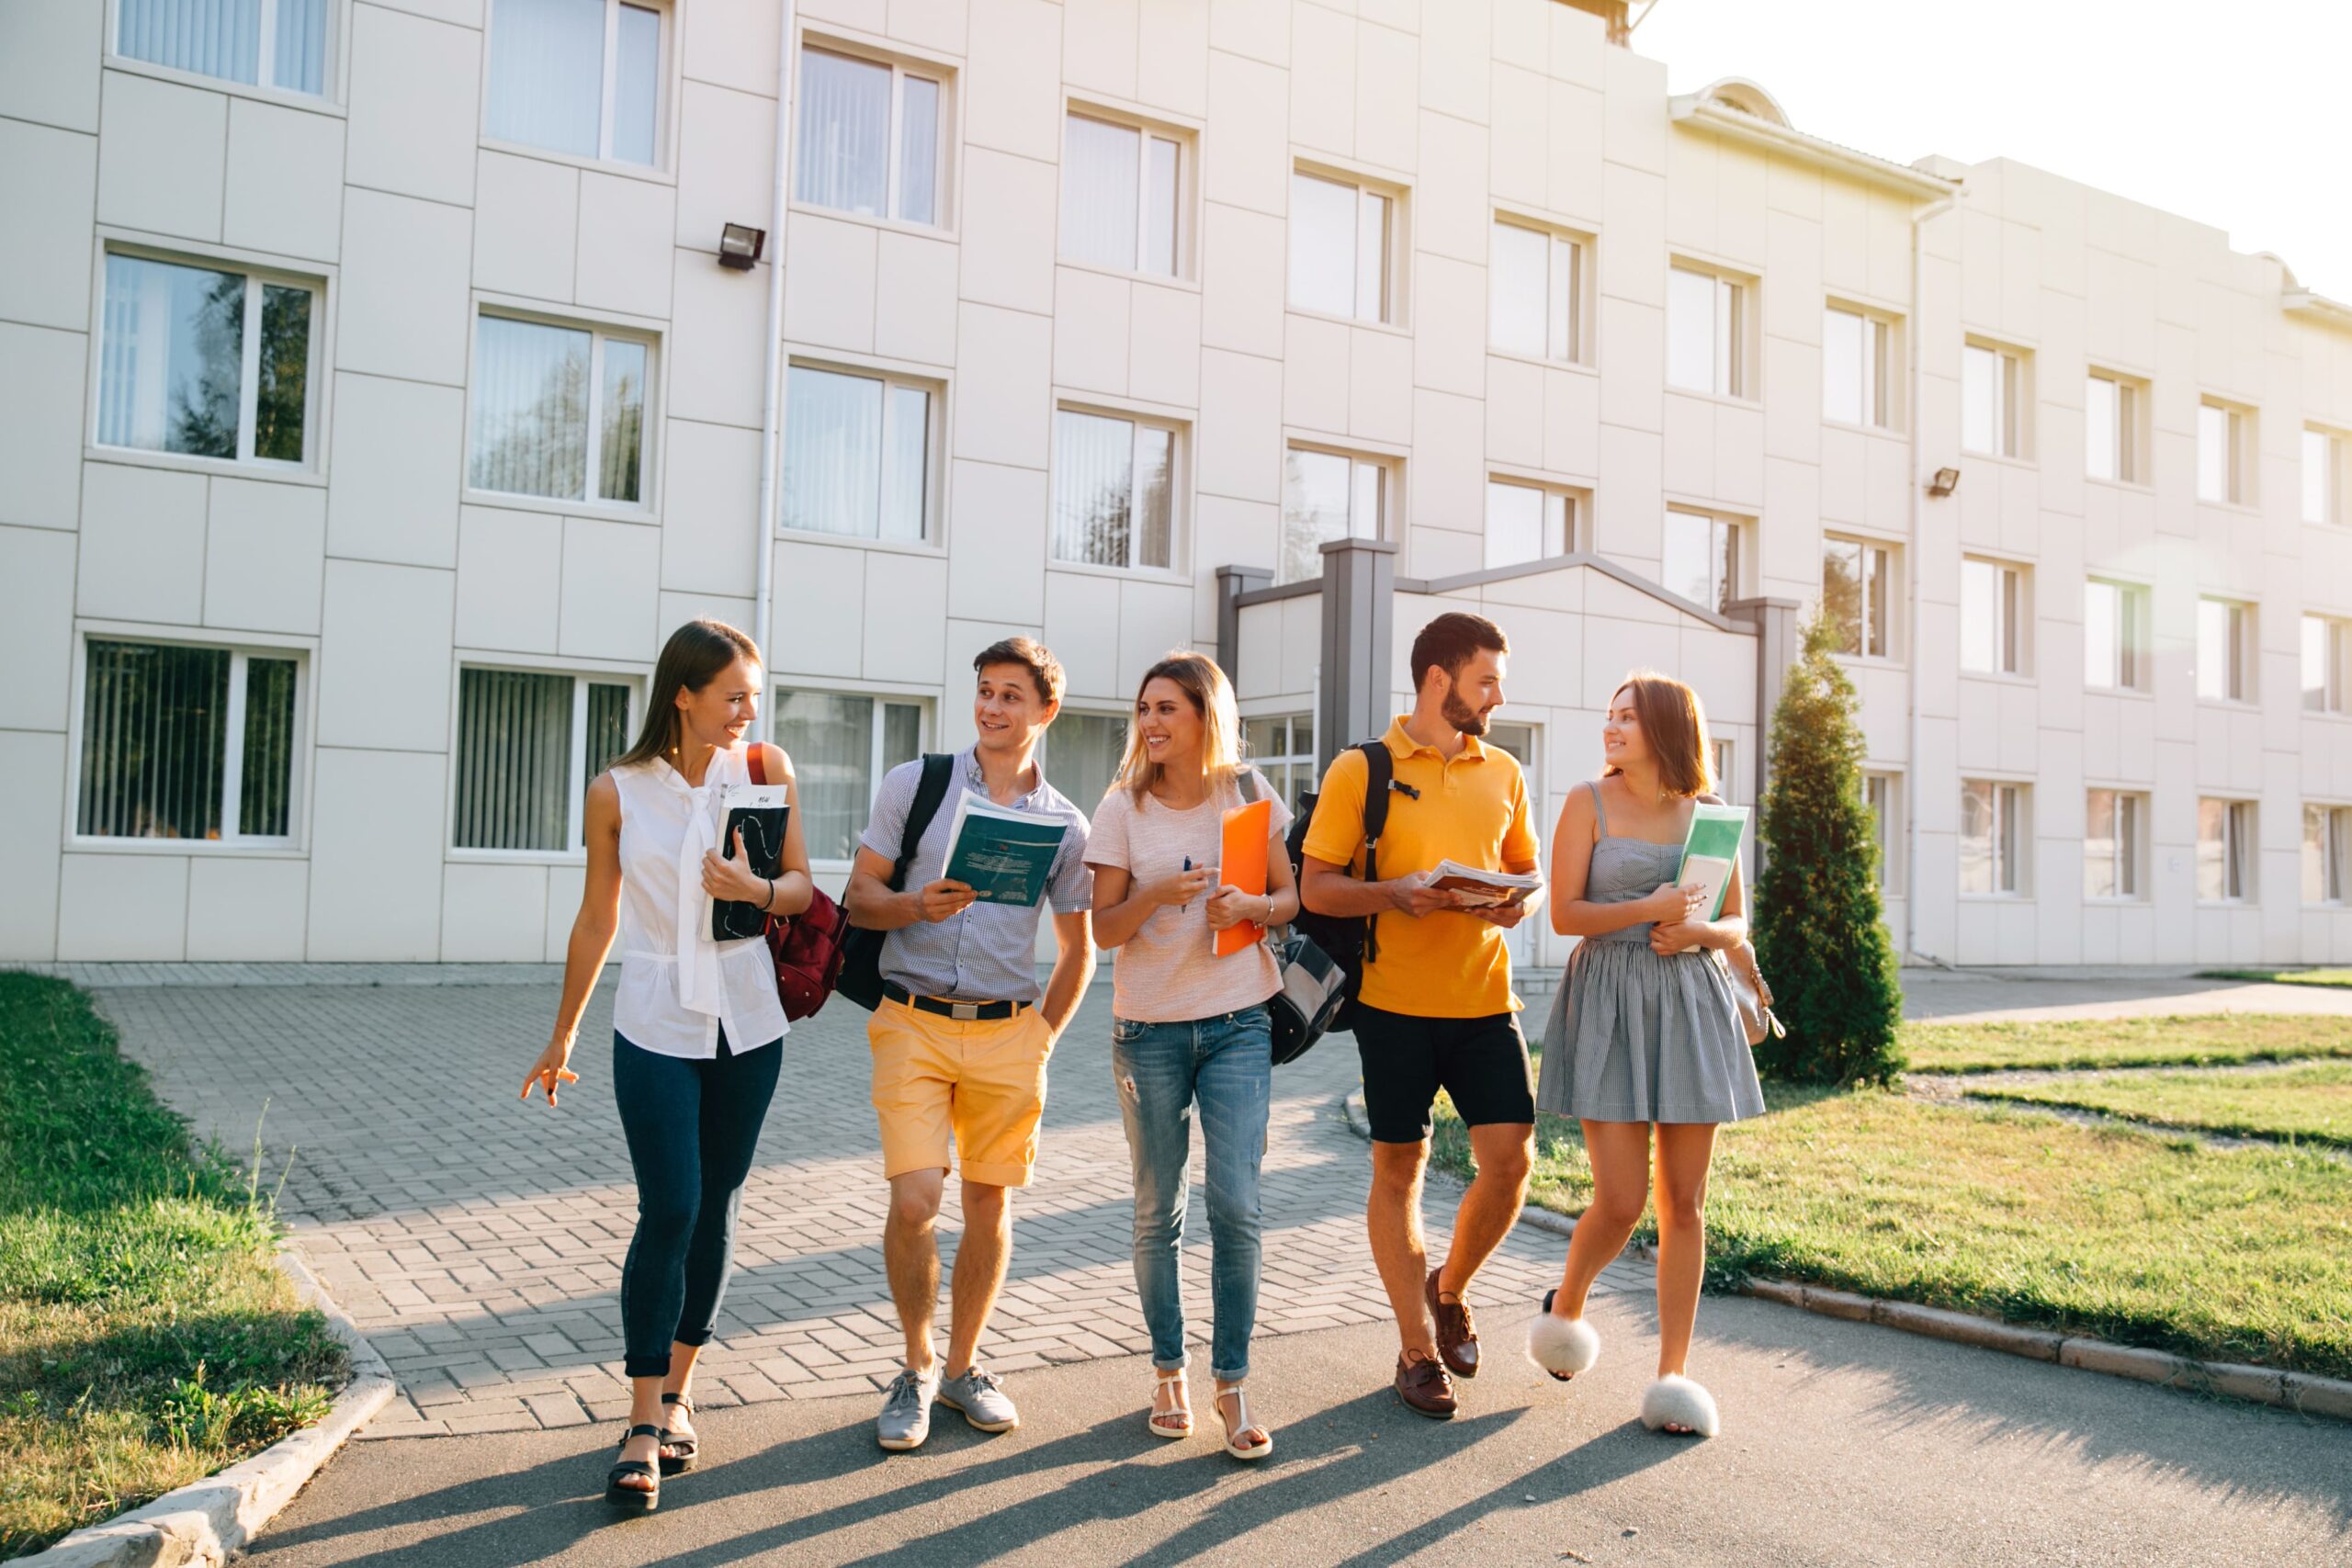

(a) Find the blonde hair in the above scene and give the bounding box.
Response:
[1601,670,1714,797]
[1114,651,1245,805]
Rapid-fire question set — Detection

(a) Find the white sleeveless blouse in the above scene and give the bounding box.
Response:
[611,747,789,1060]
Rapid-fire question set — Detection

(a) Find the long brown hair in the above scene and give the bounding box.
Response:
[1601,670,1713,797]
[613,619,763,770]
[1114,651,1244,805]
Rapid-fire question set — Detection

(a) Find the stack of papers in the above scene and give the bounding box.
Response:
[1422,861,1547,912]
[941,794,1069,908]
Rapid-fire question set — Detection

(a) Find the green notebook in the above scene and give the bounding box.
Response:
[1678,803,1749,921]
[940,792,1069,908]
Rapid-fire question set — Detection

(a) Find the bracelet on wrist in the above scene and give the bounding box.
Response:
[760,877,776,912]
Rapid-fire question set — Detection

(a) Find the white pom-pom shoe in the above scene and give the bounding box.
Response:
[1525,1290,1601,1382]
[1639,1373,1720,1438]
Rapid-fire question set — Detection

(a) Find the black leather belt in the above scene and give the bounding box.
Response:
[884,982,1028,1021]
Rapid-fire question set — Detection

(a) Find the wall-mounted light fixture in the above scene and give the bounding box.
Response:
[1928,466,1961,498]
[718,223,766,270]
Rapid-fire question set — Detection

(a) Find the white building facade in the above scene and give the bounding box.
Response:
[4,0,2350,968]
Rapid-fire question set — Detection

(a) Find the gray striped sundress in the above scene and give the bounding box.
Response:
[1533,781,1765,1124]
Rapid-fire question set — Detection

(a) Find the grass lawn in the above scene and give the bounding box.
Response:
[1972,1061,2352,1149]
[2195,967,2352,988]
[1431,1084,2352,1381]
[0,976,345,1560]
[1900,1013,2352,1075]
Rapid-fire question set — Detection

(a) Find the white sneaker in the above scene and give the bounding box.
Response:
[936,1364,1020,1433]
[876,1364,940,1450]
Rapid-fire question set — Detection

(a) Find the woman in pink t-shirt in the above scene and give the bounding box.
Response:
[1087,652,1299,1461]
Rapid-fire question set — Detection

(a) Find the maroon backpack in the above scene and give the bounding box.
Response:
[747,749,850,1020]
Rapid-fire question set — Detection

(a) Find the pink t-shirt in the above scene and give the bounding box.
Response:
[1086,771,1295,1023]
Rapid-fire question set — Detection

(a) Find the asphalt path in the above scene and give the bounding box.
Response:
[248,1288,2352,1566]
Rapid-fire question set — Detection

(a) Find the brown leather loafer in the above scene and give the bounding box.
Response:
[1394,1350,1457,1419]
[1426,1268,1480,1379]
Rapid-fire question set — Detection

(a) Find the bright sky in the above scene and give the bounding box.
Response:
[1633,0,2352,299]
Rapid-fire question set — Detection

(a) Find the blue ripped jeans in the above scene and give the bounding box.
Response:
[1112,1006,1272,1383]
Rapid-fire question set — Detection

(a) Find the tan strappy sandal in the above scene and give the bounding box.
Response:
[1148,1368,1193,1438]
[1213,1382,1272,1461]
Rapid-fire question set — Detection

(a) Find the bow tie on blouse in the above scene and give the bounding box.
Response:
[662,763,726,1019]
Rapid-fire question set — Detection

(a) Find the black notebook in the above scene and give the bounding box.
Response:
[711,784,791,941]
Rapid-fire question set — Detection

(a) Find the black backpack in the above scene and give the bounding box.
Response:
[836,753,956,1011]
[1284,739,1399,1038]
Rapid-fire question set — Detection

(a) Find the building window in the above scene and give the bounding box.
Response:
[1052,409,1178,572]
[1822,536,1894,660]
[76,638,301,844]
[1244,714,1316,813]
[783,365,934,542]
[1863,771,1901,894]
[2304,614,2351,715]
[453,669,633,852]
[796,44,943,225]
[2084,788,2143,900]
[1289,170,1393,323]
[1662,507,1739,615]
[2198,400,2250,504]
[2197,797,2255,902]
[2196,597,2255,703]
[1484,479,1577,570]
[1960,778,2026,896]
[2086,372,2143,482]
[1710,739,1735,802]
[1038,710,1127,818]
[486,0,665,165]
[1062,112,1182,276]
[114,0,332,96]
[1490,220,1582,363]
[1667,265,1745,397]
[97,253,317,468]
[468,315,650,506]
[1822,306,1891,428]
[1961,342,2024,458]
[1280,446,1387,586]
[2305,427,2346,526]
[775,690,923,862]
[2084,580,2148,693]
[2307,804,2352,904]
[1960,557,2026,675]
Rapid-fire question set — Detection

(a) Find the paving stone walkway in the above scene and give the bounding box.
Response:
[95,975,1625,1438]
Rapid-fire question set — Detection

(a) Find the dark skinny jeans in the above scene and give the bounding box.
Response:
[613,1026,782,1378]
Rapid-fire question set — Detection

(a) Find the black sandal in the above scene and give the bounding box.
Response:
[659,1392,698,1475]
[605,1423,662,1512]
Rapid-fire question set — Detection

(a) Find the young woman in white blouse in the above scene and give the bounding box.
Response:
[521,619,812,1512]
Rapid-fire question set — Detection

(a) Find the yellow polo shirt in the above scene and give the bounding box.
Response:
[1301,716,1540,1018]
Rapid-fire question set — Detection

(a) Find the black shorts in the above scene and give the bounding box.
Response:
[1353,1004,1535,1145]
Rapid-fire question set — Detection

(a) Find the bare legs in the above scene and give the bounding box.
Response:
[1650,1122,1717,1380]
[885,1168,1012,1377]
[1546,1119,1721,1430]
[1368,1123,1533,1355]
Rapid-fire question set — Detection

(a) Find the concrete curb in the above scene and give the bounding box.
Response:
[23,1246,397,1567]
[1336,1090,2351,1425]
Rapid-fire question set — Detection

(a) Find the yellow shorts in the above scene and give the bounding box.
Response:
[867,998,1054,1188]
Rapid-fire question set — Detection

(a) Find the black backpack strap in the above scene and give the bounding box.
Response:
[1357,741,1394,845]
[888,753,955,892]
[1354,740,1395,964]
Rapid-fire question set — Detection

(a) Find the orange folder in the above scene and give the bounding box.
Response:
[1215,798,1273,956]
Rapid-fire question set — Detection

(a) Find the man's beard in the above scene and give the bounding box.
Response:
[1441,684,1492,738]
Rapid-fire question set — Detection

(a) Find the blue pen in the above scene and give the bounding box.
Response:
[1182,855,1192,911]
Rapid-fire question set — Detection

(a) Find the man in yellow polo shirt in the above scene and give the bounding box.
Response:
[1299,611,1539,1420]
